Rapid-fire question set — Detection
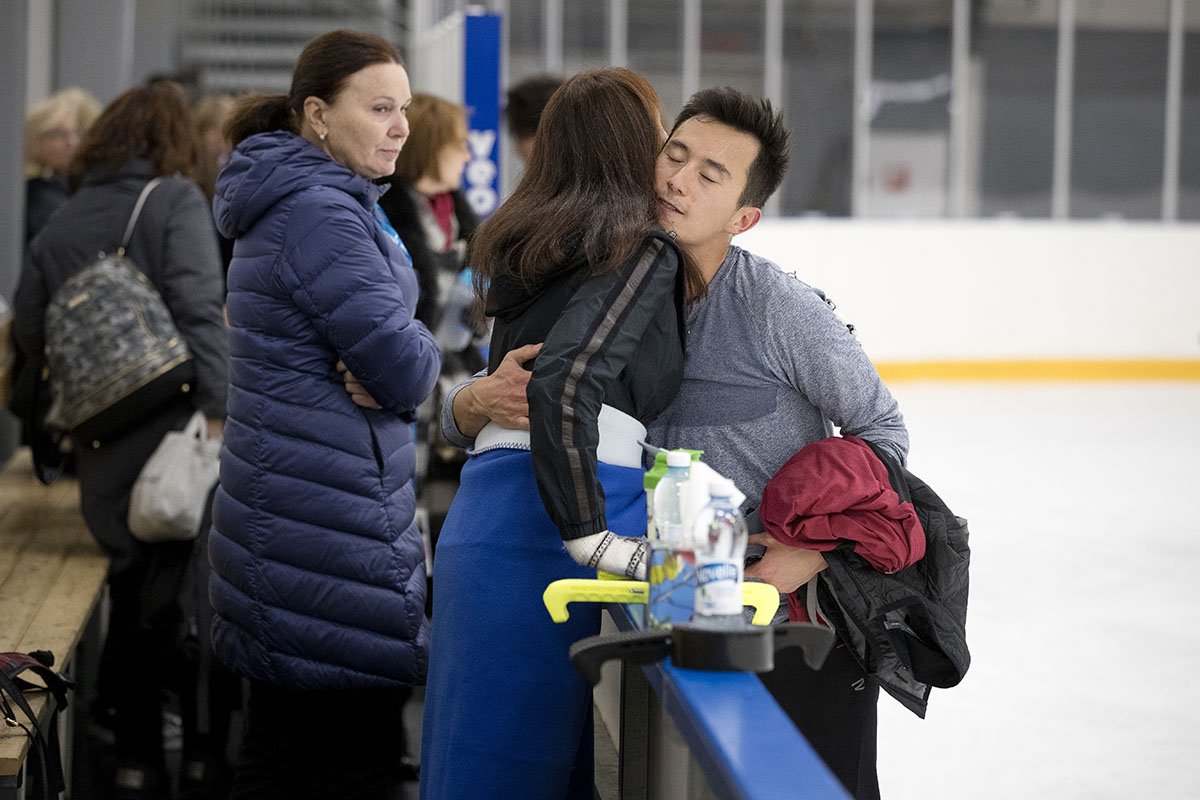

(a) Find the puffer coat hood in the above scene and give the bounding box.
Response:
[209,130,440,690]
[214,131,380,238]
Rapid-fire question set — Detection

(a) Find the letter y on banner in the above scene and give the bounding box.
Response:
[463,11,502,218]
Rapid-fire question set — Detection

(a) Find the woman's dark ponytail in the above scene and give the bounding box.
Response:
[224,93,294,147]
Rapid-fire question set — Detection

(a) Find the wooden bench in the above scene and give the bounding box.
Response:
[0,449,108,797]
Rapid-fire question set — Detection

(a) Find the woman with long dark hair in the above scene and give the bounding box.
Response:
[209,30,439,798]
[420,68,691,799]
[13,80,228,800]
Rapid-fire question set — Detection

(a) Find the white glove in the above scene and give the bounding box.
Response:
[564,531,648,581]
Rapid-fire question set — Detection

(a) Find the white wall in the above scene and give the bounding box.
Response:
[55,0,135,104]
[25,0,54,103]
[133,0,183,86]
[736,219,1200,363]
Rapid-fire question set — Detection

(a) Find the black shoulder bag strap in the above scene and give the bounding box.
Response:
[116,177,164,257]
[0,651,74,800]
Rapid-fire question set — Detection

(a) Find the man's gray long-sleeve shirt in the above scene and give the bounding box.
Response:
[644,245,907,513]
[443,244,907,513]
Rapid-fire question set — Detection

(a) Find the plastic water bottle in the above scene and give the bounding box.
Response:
[692,478,747,628]
[653,450,690,545]
[646,450,695,628]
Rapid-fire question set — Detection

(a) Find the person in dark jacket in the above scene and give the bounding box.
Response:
[12,88,102,478]
[22,87,101,245]
[13,81,229,800]
[376,92,480,598]
[208,30,440,799]
[415,68,689,800]
[378,92,477,334]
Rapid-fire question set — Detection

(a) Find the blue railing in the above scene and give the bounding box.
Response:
[606,604,851,800]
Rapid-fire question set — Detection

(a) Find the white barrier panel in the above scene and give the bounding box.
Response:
[736,219,1200,379]
[412,13,464,103]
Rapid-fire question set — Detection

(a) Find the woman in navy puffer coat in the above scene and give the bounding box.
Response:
[207,30,440,798]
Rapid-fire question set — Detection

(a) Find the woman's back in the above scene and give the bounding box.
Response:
[422,67,688,799]
[485,231,685,425]
[13,82,234,794]
[21,160,228,422]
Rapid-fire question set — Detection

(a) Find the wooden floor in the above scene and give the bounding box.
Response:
[0,449,108,780]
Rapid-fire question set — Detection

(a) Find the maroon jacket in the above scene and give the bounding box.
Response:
[760,434,926,622]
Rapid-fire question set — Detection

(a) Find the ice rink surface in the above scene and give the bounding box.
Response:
[875,382,1200,799]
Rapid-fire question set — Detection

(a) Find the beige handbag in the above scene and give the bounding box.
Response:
[128,411,220,542]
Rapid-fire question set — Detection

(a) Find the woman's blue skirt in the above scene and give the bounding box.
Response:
[420,447,645,800]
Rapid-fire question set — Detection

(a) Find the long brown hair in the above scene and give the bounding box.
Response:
[69,80,201,188]
[225,29,401,146]
[470,67,664,291]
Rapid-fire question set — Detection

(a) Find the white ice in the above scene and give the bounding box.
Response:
[876,382,1200,799]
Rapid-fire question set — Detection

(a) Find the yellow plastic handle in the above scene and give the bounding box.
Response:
[542,577,781,626]
[740,582,781,626]
[542,579,648,623]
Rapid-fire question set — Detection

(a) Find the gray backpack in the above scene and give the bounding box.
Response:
[44,178,194,447]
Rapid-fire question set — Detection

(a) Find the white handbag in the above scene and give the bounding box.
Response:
[128,411,221,542]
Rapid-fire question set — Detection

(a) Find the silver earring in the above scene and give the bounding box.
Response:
[319,132,327,141]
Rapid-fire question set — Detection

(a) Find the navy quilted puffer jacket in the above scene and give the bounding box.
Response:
[209,131,441,690]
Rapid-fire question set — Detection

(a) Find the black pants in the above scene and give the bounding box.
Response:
[177,485,242,765]
[232,680,411,800]
[758,642,881,800]
[76,400,195,768]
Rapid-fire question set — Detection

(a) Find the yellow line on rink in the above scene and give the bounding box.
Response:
[875,359,1200,382]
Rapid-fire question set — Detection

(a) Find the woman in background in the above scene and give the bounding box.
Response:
[14,80,229,800]
[171,92,242,799]
[13,88,102,473]
[193,93,236,199]
[378,92,480,578]
[192,94,237,273]
[379,92,476,337]
[23,86,101,244]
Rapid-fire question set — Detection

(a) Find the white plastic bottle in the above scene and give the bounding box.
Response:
[692,477,748,628]
[646,450,694,628]
[652,450,691,546]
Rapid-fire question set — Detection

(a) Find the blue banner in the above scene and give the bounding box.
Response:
[463,11,502,218]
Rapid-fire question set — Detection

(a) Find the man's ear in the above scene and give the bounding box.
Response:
[726,205,763,237]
